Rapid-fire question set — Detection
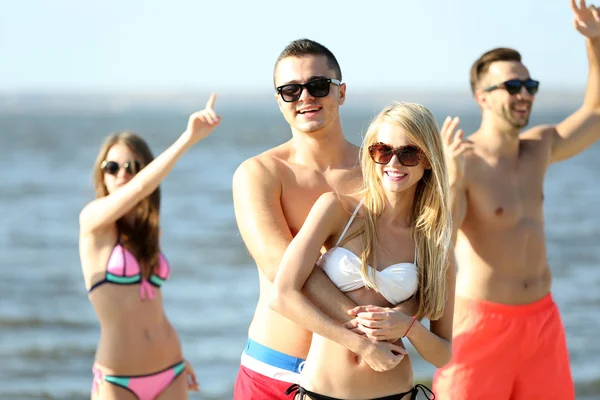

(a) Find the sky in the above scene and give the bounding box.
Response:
[0,0,591,93]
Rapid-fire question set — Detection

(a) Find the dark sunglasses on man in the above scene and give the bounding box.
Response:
[484,78,540,96]
[276,78,341,103]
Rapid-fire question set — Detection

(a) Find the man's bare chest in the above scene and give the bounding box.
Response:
[466,157,547,225]
[280,169,360,236]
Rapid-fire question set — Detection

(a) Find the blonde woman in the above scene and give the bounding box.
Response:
[270,102,456,399]
[80,95,219,400]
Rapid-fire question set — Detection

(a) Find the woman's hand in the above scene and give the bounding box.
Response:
[184,359,200,392]
[346,305,415,342]
[182,93,221,145]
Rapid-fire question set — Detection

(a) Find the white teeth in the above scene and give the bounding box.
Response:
[386,171,406,177]
[299,108,319,114]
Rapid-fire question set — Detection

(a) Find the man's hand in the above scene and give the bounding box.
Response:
[357,338,407,372]
[441,116,473,187]
[571,0,600,39]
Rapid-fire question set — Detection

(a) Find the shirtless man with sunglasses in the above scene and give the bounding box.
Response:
[427,1,600,399]
[231,38,461,400]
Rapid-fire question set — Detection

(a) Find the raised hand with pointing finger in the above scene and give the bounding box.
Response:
[183,93,221,145]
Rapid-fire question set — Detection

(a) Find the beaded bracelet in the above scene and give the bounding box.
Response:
[402,316,417,338]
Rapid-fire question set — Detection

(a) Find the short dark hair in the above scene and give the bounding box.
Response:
[470,47,522,94]
[274,38,342,82]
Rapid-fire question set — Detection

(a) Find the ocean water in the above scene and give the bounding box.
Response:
[0,94,598,399]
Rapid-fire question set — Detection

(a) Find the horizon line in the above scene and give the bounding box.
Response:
[0,85,587,96]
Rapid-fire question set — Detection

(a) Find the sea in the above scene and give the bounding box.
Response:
[0,90,598,399]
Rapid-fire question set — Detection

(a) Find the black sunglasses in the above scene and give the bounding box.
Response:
[276,78,341,102]
[368,142,423,167]
[101,160,141,175]
[484,79,540,96]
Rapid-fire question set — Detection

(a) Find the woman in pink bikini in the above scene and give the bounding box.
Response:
[79,94,220,400]
[271,102,457,399]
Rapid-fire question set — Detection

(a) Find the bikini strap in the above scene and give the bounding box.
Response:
[413,383,435,399]
[335,198,364,247]
[414,245,418,265]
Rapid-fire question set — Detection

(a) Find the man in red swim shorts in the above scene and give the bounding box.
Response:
[433,1,600,398]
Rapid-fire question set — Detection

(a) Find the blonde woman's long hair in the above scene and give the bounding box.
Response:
[341,102,452,320]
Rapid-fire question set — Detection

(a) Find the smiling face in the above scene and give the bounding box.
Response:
[274,55,346,135]
[360,102,448,222]
[477,60,535,129]
[372,123,426,194]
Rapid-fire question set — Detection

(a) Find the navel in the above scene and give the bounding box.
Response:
[495,207,504,216]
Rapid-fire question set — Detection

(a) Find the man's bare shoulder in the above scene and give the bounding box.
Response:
[459,134,487,179]
[519,125,555,166]
[520,124,556,146]
[232,142,293,186]
[463,132,486,156]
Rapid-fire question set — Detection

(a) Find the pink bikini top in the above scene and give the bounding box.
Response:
[88,240,171,300]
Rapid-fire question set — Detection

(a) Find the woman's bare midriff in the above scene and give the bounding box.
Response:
[90,287,183,373]
[300,288,415,399]
[301,335,414,399]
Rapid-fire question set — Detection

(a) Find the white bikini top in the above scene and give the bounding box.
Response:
[317,199,419,305]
